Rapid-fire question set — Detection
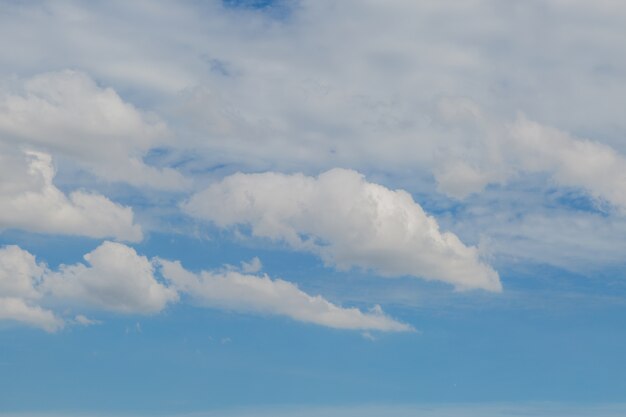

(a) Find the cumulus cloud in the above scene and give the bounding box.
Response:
[0,149,142,241]
[1,242,409,333]
[0,245,62,332]
[158,258,412,332]
[183,169,501,292]
[0,70,188,190]
[0,242,177,331]
[0,297,63,333]
[43,241,178,314]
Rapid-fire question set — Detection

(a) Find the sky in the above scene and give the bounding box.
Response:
[1,0,626,415]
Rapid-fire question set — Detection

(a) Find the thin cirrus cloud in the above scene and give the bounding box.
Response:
[0,148,143,242]
[0,70,189,190]
[0,241,409,333]
[158,258,412,333]
[183,168,501,292]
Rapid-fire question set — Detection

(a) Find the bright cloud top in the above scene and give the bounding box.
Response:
[184,168,501,292]
[0,149,142,242]
[158,258,412,332]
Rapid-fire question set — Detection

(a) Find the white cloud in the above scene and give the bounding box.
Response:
[2,1,624,175]
[1,241,411,333]
[43,241,178,314]
[0,244,44,299]
[0,2,623,264]
[0,149,142,242]
[433,99,626,212]
[158,258,412,332]
[0,245,62,332]
[450,202,626,271]
[510,115,626,211]
[240,256,262,274]
[183,169,501,292]
[1,0,625,330]
[73,314,100,326]
[0,241,177,331]
[0,297,63,333]
[0,70,188,190]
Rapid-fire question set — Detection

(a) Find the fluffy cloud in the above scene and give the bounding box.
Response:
[0,242,177,331]
[1,242,410,333]
[0,70,188,190]
[183,169,501,292]
[0,149,142,241]
[43,241,178,314]
[0,297,63,333]
[158,258,412,332]
[0,245,62,332]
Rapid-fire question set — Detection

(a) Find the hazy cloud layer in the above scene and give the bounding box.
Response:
[1,1,624,181]
[433,99,626,212]
[184,169,501,291]
[0,70,188,190]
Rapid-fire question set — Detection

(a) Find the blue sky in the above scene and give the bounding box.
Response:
[1,1,626,415]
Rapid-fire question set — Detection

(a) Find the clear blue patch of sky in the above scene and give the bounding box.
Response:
[3,231,626,413]
[2,287,626,413]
